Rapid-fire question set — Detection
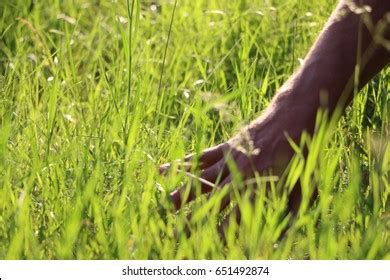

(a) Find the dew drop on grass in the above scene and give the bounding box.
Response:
[205,10,226,16]
[27,53,37,64]
[193,79,205,86]
[150,4,158,13]
[64,114,76,123]
[255,11,264,16]
[57,13,76,25]
[117,16,128,24]
[183,89,190,99]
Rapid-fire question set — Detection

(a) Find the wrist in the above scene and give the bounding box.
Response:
[267,86,318,139]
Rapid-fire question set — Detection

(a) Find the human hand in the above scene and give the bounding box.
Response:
[160,93,308,231]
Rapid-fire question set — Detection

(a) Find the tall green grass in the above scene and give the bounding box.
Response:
[0,0,388,259]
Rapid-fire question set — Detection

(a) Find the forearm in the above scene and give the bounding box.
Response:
[271,0,389,136]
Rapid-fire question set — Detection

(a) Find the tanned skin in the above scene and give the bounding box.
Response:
[160,0,390,235]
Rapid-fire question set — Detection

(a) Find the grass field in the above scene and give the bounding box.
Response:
[0,0,389,259]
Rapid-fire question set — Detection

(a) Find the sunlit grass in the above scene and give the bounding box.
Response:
[0,0,388,259]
